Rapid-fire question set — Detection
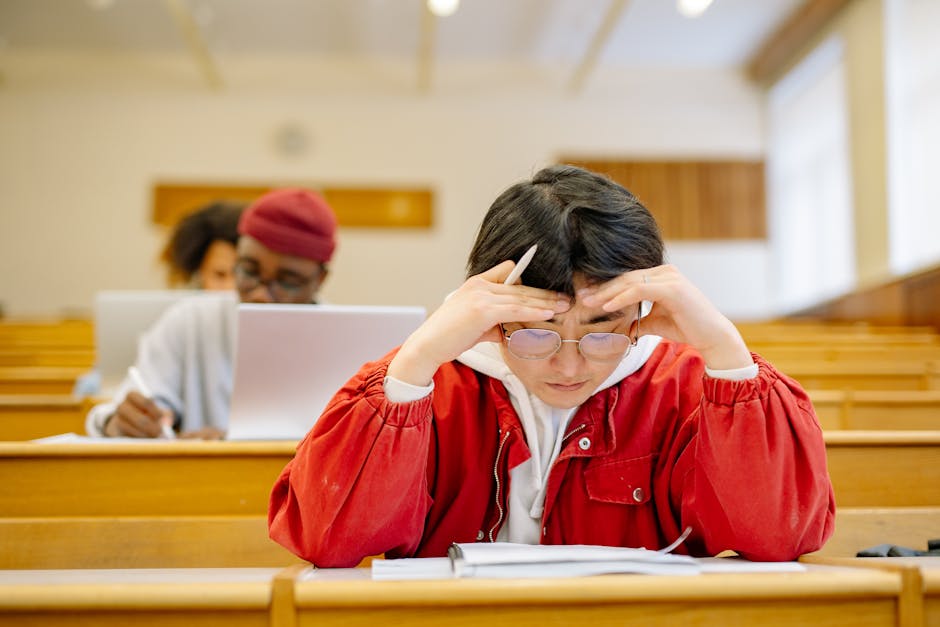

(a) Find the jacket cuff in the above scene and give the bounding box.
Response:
[362,360,434,428]
[383,376,435,403]
[702,353,779,405]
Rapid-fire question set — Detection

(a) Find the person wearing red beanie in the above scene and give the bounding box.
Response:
[86,188,340,439]
[234,188,337,305]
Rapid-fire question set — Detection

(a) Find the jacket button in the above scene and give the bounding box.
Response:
[578,437,591,450]
[632,487,645,502]
[476,530,484,541]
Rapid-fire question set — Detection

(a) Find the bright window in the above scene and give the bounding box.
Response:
[885,0,940,273]
[766,36,855,313]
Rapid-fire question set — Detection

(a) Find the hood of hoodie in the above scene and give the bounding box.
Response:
[455,333,662,530]
[456,334,662,399]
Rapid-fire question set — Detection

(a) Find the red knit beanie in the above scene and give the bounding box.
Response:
[238,188,337,262]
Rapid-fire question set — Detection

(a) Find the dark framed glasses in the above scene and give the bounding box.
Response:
[502,307,641,362]
[233,261,321,300]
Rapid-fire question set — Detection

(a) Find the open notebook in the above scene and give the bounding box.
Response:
[95,290,197,395]
[226,303,426,440]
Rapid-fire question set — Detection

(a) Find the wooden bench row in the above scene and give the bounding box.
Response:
[1,390,937,442]
[0,319,94,350]
[0,559,936,627]
[0,506,935,570]
[2,358,939,397]
[809,390,940,430]
[0,433,935,516]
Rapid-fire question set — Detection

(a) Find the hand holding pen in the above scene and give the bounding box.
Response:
[103,366,177,439]
[387,244,571,387]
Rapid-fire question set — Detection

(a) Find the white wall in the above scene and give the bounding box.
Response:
[0,53,771,319]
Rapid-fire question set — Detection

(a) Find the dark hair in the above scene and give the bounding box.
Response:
[162,201,245,285]
[467,164,664,296]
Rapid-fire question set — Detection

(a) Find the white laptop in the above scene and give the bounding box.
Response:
[226,304,426,440]
[94,290,196,395]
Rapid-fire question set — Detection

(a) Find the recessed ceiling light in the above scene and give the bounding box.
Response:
[86,0,116,10]
[677,0,714,18]
[427,0,460,18]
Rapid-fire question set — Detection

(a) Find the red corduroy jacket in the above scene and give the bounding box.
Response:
[269,341,835,567]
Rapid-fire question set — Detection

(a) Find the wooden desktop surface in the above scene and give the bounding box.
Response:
[0,564,912,627]
[0,567,278,627]
[802,556,940,627]
[0,441,297,516]
[289,564,907,627]
[0,395,89,440]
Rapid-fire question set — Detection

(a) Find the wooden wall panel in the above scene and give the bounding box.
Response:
[152,183,433,229]
[790,264,940,331]
[561,159,766,240]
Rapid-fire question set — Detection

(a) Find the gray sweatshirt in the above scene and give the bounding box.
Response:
[85,293,238,436]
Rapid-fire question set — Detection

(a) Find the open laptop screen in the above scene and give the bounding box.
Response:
[94,290,197,395]
[226,303,425,440]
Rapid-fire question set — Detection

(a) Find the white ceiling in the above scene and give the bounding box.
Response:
[0,0,805,92]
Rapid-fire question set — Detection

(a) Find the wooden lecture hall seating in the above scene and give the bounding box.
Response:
[1,317,939,625]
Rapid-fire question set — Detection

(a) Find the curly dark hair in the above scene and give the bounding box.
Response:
[162,201,245,286]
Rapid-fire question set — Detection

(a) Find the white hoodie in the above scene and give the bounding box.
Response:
[384,334,663,544]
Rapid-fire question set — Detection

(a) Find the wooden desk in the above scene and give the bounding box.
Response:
[810,390,940,430]
[0,567,278,627]
[0,348,95,368]
[757,344,940,364]
[0,432,936,516]
[813,508,940,557]
[0,563,920,627]
[0,319,94,350]
[803,556,940,627]
[0,367,86,394]
[287,564,908,627]
[0,395,90,440]
[780,361,940,391]
[824,432,940,506]
[0,441,296,517]
[0,515,302,569]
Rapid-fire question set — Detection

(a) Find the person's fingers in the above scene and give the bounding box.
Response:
[478,259,516,283]
[114,400,163,438]
[125,390,165,419]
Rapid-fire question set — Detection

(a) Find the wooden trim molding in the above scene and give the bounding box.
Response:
[152,183,433,229]
[746,0,852,84]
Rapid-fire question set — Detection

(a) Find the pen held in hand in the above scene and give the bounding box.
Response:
[504,244,538,286]
[127,366,176,440]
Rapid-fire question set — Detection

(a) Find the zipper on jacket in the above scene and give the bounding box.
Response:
[561,423,587,445]
[488,430,511,542]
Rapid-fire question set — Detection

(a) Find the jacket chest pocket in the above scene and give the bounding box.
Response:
[584,455,652,506]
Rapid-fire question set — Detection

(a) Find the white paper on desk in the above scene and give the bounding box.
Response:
[30,433,161,444]
[372,544,701,580]
[372,557,453,580]
[449,542,699,578]
[697,557,806,573]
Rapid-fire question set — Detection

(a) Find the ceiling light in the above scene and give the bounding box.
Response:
[677,0,714,18]
[86,0,116,9]
[427,0,460,18]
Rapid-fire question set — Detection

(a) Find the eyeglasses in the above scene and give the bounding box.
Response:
[502,308,641,362]
[233,261,321,301]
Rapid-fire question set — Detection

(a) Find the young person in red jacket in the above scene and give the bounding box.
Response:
[269,165,835,567]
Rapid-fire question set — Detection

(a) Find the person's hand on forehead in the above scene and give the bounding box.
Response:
[576,264,753,371]
[386,253,570,387]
